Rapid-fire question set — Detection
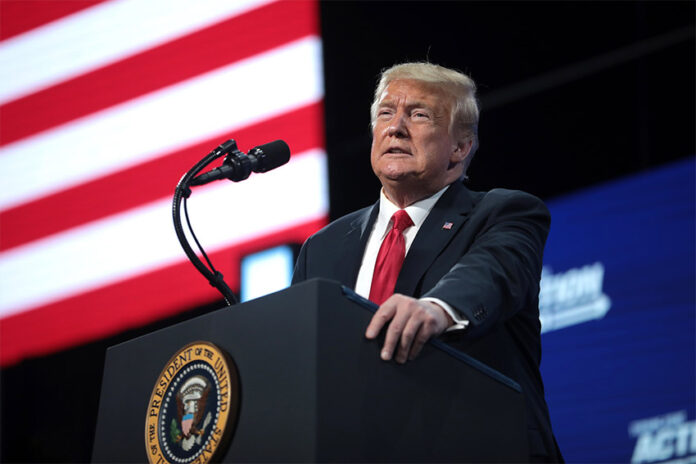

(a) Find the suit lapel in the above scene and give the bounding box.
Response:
[395,181,473,296]
[334,202,379,288]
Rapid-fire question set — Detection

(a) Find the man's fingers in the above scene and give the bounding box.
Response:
[380,304,411,361]
[365,296,452,363]
[365,302,396,339]
[408,322,434,360]
[401,302,450,362]
[395,315,423,363]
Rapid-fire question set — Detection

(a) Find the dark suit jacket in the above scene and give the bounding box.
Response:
[292,180,563,461]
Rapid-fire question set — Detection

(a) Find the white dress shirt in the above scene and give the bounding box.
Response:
[355,186,469,331]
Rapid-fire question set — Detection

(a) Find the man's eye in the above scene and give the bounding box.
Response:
[413,111,429,119]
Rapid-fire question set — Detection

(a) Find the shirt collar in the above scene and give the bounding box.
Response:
[375,184,450,238]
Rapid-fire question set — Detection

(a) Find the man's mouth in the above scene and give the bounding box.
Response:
[385,147,411,155]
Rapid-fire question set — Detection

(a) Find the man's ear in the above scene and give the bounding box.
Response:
[451,138,473,163]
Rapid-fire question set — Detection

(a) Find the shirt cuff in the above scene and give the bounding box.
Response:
[420,297,469,332]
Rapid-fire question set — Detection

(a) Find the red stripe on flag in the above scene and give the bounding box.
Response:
[0,101,324,251]
[0,0,318,145]
[0,216,326,367]
[0,0,107,41]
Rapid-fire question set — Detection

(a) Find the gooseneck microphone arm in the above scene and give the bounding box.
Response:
[173,139,238,305]
[172,138,290,306]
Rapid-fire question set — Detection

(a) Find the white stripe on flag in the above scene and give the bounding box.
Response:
[0,0,274,104]
[0,149,328,318]
[0,36,323,211]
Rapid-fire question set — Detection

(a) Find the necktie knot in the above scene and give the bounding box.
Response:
[391,210,413,233]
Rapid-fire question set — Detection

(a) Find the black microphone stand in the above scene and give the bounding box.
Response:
[172,140,239,306]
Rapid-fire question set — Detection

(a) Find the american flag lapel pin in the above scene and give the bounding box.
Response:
[442,222,453,230]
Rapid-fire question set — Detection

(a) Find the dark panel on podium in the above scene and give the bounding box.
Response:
[93,278,527,462]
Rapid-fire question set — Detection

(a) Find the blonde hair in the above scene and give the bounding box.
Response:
[370,62,480,156]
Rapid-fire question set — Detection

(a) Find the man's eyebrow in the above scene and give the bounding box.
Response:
[378,100,433,109]
[406,100,431,109]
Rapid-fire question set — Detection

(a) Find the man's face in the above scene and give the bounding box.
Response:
[370,79,468,203]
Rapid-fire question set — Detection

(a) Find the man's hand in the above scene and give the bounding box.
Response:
[365,294,453,363]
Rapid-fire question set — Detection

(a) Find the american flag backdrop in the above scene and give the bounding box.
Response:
[0,0,328,367]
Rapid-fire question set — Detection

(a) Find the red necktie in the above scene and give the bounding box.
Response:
[369,210,413,305]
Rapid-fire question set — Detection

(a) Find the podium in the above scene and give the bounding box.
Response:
[93,278,528,462]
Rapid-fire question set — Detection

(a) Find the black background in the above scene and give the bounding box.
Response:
[1,1,694,462]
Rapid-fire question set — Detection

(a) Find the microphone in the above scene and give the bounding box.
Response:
[190,139,290,186]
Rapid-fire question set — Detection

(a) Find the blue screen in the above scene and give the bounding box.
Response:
[539,157,695,462]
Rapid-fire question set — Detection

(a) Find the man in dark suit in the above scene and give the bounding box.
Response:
[292,62,562,461]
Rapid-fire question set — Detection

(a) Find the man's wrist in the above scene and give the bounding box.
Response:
[420,297,469,332]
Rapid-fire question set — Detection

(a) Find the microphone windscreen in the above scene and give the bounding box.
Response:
[252,140,290,172]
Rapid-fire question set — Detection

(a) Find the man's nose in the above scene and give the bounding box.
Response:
[386,111,409,138]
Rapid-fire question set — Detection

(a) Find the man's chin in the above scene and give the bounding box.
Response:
[378,172,426,195]
[378,171,412,183]
[374,161,414,179]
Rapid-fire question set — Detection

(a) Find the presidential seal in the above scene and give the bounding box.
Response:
[145,341,240,464]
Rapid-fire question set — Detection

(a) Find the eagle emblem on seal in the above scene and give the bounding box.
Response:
[169,375,213,451]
